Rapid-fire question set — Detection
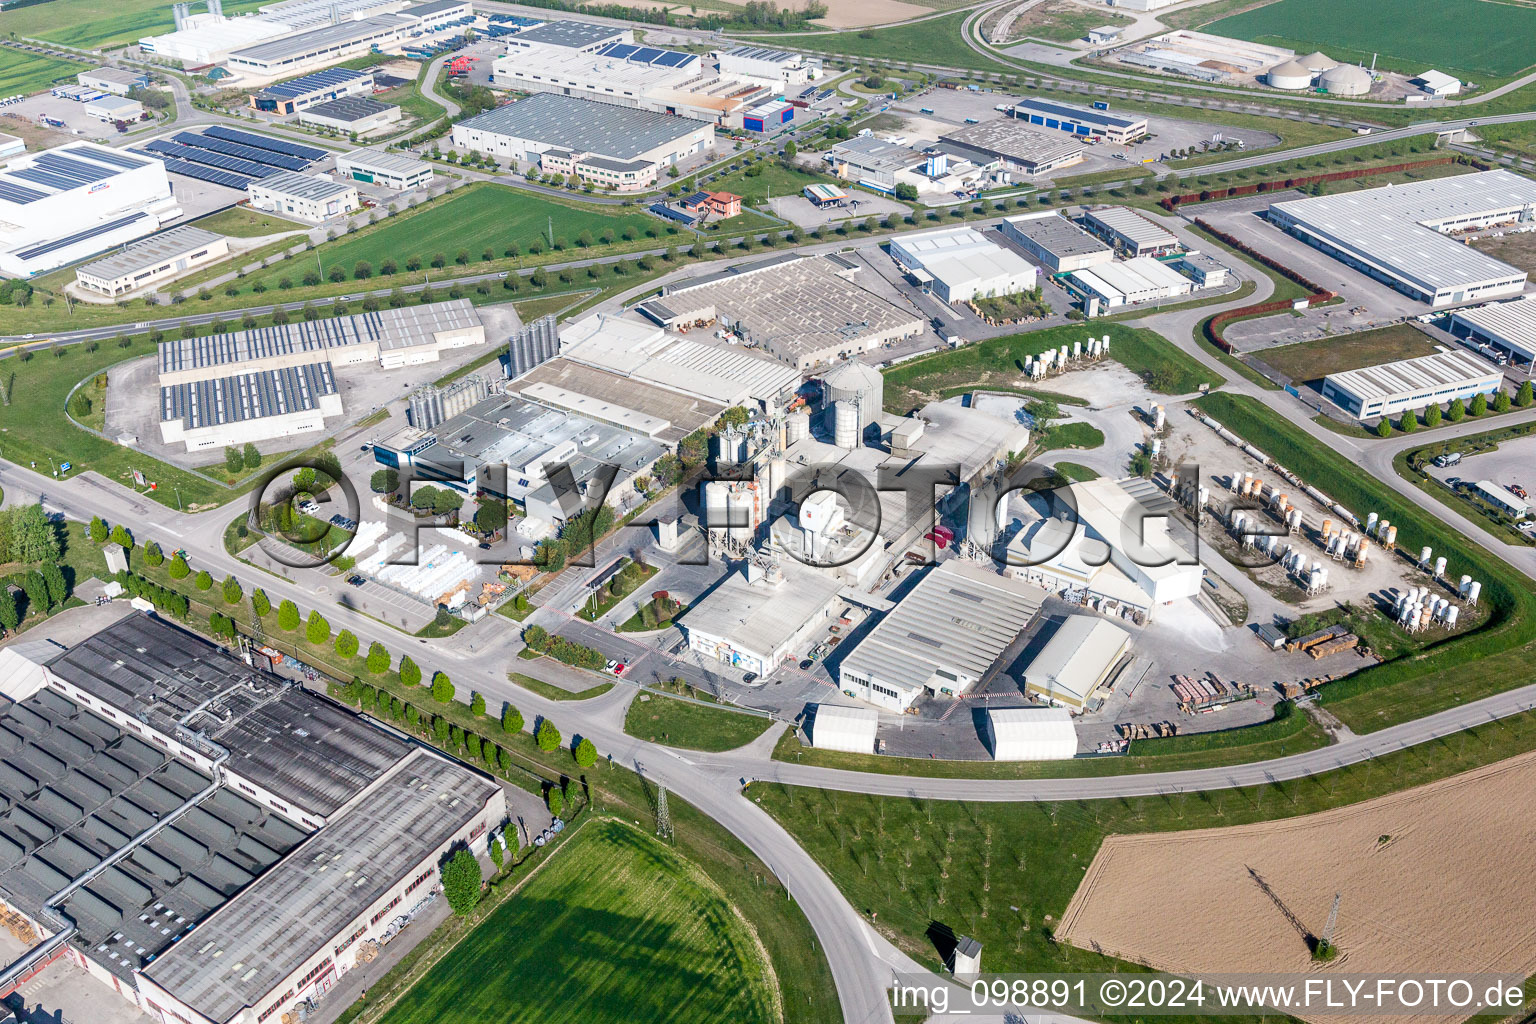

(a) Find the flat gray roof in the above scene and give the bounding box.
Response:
[455,93,708,161]
[229,15,403,64]
[839,561,1045,698]
[161,359,337,430]
[1269,170,1536,295]
[938,119,1082,167]
[1004,212,1111,259]
[78,225,223,282]
[1082,205,1178,248]
[511,18,621,48]
[143,748,497,1024]
[47,615,407,817]
[248,171,356,202]
[300,96,395,122]
[338,147,430,176]
[1324,349,1502,403]
[80,67,147,86]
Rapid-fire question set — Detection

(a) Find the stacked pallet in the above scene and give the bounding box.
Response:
[1172,672,1256,712]
[1307,633,1358,659]
[1285,624,1351,653]
[1118,721,1179,740]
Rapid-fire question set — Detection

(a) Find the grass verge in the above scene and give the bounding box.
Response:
[625,691,777,752]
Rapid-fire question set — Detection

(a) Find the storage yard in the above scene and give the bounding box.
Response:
[1057,752,1536,1024]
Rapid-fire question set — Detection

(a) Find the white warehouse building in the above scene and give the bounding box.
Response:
[246,171,359,221]
[1320,349,1504,421]
[1070,255,1193,309]
[984,707,1078,760]
[1449,294,1536,370]
[1267,170,1536,307]
[888,226,1038,305]
[1023,614,1131,710]
[808,703,879,754]
[0,143,180,277]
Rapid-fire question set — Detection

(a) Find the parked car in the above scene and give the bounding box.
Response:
[347,575,366,587]
[1511,484,1529,499]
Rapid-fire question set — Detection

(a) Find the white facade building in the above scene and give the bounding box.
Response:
[246,171,359,221]
[1450,294,1536,368]
[984,707,1078,760]
[75,225,229,297]
[1320,350,1504,421]
[1023,615,1131,710]
[1070,255,1193,309]
[889,226,1038,304]
[808,703,879,753]
[717,45,819,87]
[335,148,433,190]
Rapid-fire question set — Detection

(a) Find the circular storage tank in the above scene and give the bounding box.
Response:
[786,410,811,444]
[833,400,859,450]
[823,361,884,438]
[1266,59,1314,90]
[1319,64,1372,96]
[1298,51,1337,72]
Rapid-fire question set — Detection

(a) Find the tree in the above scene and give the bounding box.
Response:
[1471,391,1489,416]
[242,443,261,470]
[546,787,563,817]
[225,447,243,474]
[110,524,133,557]
[1494,388,1512,413]
[473,498,506,535]
[144,541,163,567]
[194,569,213,591]
[221,575,242,604]
[0,588,17,634]
[89,516,108,543]
[366,641,389,674]
[335,629,359,659]
[306,610,330,645]
[1398,409,1417,433]
[1424,402,1442,428]
[21,571,47,618]
[470,691,486,717]
[1374,417,1392,438]
[782,140,797,160]
[252,588,271,618]
[1447,397,1466,422]
[1518,381,1534,408]
[370,468,399,493]
[893,181,919,201]
[522,623,549,650]
[536,719,561,751]
[501,704,523,733]
[440,848,482,917]
[277,599,300,631]
[488,836,504,871]
[574,736,597,768]
[168,553,191,580]
[41,563,66,608]
[399,655,421,687]
[431,671,455,703]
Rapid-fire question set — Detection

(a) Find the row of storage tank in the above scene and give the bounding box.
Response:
[1396,586,1459,631]
[1023,335,1111,381]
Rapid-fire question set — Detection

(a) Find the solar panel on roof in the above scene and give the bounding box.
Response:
[9,167,80,191]
[173,132,307,171]
[146,141,272,179]
[598,42,637,59]
[653,51,695,67]
[34,153,115,183]
[84,148,147,170]
[13,211,150,262]
[202,125,325,162]
[0,180,48,204]
[632,46,663,62]
[135,151,256,190]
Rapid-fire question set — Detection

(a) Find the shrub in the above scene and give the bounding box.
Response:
[399,655,421,686]
[536,719,561,751]
[502,704,523,733]
[574,736,597,768]
[335,629,359,659]
[431,671,455,703]
[305,610,330,645]
[277,599,299,630]
[366,641,389,674]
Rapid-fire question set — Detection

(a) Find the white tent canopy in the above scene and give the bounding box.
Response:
[809,703,879,753]
[984,707,1078,760]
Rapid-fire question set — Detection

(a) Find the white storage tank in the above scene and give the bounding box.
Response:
[1266,59,1314,90]
[1319,63,1372,96]
[786,410,811,444]
[833,400,859,450]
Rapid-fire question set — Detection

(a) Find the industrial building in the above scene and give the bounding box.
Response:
[0,142,179,278]
[227,17,414,77]
[680,553,847,679]
[501,18,629,53]
[1415,69,1461,97]
[825,138,981,196]
[1011,98,1147,145]
[636,254,924,370]
[838,561,1047,712]
[371,391,665,522]
[335,148,433,190]
[1080,206,1178,257]
[806,704,878,753]
[937,119,1085,176]
[77,67,151,96]
[138,0,404,65]
[83,95,145,122]
[246,171,359,221]
[297,96,402,133]
[0,133,24,160]
[74,225,230,297]
[1267,170,1536,307]
[1320,349,1504,421]
[717,46,819,87]
[160,358,343,450]
[1449,295,1536,368]
[983,707,1077,760]
[1004,476,1203,617]
[1023,614,1131,710]
[251,66,374,114]
[999,212,1113,273]
[1069,255,1193,309]
[1177,251,1231,288]
[889,226,1038,305]
[0,611,503,1024]
[1112,30,1293,82]
[450,93,714,190]
[1470,479,1530,519]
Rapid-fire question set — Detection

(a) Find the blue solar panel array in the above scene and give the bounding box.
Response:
[13,211,149,262]
[81,148,147,170]
[145,140,273,179]
[260,66,367,101]
[34,153,116,184]
[203,125,325,163]
[0,180,48,204]
[135,151,256,190]
[594,41,696,68]
[172,132,308,171]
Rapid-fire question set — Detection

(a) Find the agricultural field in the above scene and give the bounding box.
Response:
[1252,324,1438,383]
[1058,752,1536,1020]
[1203,0,1536,79]
[376,819,780,1024]
[0,47,80,97]
[0,0,268,50]
[810,0,932,30]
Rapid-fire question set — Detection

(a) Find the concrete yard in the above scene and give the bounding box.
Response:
[0,931,154,1024]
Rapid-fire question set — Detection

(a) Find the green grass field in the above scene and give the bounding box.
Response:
[765,10,1011,73]
[235,184,664,296]
[188,207,309,238]
[706,160,837,207]
[625,692,777,752]
[2,0,268,49]
[1204,0,1536,78]
[376,819,779,1024]
[1254,324,1438,383]
[0,47,80,96]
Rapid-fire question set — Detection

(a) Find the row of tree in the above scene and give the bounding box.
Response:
[1375,382,1532,437]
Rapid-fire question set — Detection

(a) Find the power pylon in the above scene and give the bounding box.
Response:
[655,784,673,840]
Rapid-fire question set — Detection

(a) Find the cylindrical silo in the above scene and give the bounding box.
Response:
[1433,556,1447,578]
[786,410,811,444]
[833,401,859,450]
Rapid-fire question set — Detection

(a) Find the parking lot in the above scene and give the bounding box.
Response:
[1425,434,1536,501]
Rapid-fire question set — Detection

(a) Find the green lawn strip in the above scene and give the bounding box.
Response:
[188,207,311,238]
[1039,421,1103,451]
[1254,323,1439,383]
[577,562,657,622]
[1310,415,1379,440]
[414,616,467,638]
[882,322,1220,414]
[759,11,1015,73]
[755,705,1536,997]
[625,691,777,752]
[1394,421,1536,549]
[373,819,779,1024]
[0,47,84,95]
[772,708,1325,779]
[510,291,595,323]
[1053,461,1099,482]
[705,160,840,207]
[1193,392,1536,733]
[1095,278,1257,323]
[508,672,614,701]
